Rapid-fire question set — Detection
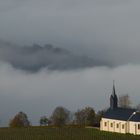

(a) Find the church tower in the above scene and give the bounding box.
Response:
[110,81,118,110]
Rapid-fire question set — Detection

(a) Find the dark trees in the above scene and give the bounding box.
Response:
[75,107,95,126]
[50,106,70,126]
[9,112,30,127]
[40,116,49,126]
[94,109,106,127]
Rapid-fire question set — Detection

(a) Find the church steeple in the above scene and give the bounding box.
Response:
[110,81,118,110]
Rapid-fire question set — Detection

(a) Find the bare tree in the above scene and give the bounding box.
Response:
[136,103,140,111]
[95,109,106,127]
[9,112,30,127]
[50,106,70,126]
[75,107,95,126]
[119,94,131,108]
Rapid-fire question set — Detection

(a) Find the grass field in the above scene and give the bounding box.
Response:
[0,126,139,140]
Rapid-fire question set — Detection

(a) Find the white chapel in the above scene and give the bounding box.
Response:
[100,84,140,135]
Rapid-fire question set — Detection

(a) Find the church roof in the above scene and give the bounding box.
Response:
[103,107,140,122]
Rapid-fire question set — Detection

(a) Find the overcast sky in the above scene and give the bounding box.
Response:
[0,0,140,126]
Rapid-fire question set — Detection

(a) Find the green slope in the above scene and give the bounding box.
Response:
[0,127,139,140]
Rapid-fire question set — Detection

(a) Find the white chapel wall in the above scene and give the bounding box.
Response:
[129,122,140,135]
[100,118,126,134]
[101,118,140,135]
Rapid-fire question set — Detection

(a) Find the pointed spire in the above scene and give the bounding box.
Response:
[110,80,118,110]
[112,80,116,97]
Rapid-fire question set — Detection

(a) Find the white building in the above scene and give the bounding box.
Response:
[100,84,140,135]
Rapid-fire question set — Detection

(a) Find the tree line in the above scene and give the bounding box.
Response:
[9,94,140,128]
[9,106,105,128]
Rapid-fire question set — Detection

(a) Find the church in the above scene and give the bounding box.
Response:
[100,83,140,135]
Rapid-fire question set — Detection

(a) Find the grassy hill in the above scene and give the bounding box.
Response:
[0,126,139,140]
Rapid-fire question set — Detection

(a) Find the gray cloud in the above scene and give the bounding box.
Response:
[0,40,108,71]
[0,0,26,12]
[0,0,140,67]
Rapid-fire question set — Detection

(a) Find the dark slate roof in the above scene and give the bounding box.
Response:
[103,108,140,122]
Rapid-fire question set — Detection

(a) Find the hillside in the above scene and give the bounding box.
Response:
[0,127,139,140]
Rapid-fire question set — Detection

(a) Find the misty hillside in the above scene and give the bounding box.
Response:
[0,41,106,72]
